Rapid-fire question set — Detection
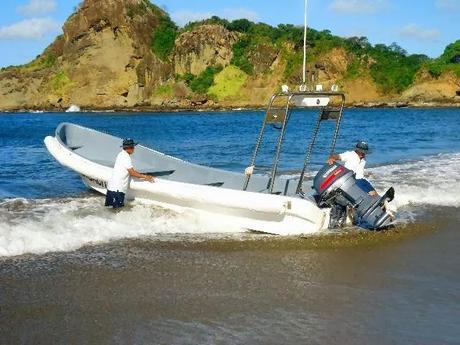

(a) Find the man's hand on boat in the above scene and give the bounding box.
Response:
[327,155,339,165]
[128,168,155,183]
[244,165,255,176]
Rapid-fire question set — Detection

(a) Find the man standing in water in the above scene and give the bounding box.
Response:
[327,141,378,196]
[105,138,154,208]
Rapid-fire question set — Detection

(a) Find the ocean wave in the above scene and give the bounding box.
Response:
[276,153,460,209]
[0,197,242,257]
[369,153,460,208]
[1,153,459,257]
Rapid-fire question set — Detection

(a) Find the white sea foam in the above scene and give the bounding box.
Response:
[369,153,460,208]
[280,153,460,209]
[0,197,242,257]
[1,153,459,257]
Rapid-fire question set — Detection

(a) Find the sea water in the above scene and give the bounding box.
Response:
[0,109,459,344]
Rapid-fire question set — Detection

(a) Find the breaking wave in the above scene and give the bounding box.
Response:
[1,153,459,257]
[0,197,243,257]
[370,153,460,208]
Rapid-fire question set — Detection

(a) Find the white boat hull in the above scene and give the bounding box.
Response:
[45,135,330,235]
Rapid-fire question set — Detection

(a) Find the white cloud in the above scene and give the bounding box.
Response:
[329,0,388,14]
[18,0,57,16]
[171,8,259,27]
[398,24,441,42]
[435,0,460,11]
[172,11,212,26]
[0,18,61,40]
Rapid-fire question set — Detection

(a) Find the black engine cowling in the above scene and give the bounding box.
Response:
[313,163,395,230]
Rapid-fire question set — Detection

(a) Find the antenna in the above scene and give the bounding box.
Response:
[301,0,308,91]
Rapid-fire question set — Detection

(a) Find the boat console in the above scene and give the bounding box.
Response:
[243,89,345,195]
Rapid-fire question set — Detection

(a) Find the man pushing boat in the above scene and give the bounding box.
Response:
[105,138,154,208]
[327,141,378,196]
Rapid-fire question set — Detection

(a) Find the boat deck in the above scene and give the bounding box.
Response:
[56,123,307,196]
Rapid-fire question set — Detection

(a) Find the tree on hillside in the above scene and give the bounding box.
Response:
[151,13,178,61]
[227,19,254,33]
[389,42,407,56]
[428,40,460,77]
[346,36,371,51]
[441,40,460,63]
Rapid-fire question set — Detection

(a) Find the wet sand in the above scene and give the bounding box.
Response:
[1,208,459,345]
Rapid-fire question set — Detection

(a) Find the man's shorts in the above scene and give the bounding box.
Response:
[356,179,375,194]
[105,190,125,208]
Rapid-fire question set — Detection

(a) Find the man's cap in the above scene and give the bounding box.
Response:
[355,140,369,154]
[122,138,138,148]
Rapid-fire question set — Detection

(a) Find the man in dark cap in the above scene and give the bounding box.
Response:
[105,138,154,208]
[327,141,377,196]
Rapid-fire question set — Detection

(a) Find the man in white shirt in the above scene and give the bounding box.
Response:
[327,141,377,196]
[105,138,154,208]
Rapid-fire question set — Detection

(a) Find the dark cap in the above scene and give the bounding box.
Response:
[122,138,138,148]
[355,140,369,154]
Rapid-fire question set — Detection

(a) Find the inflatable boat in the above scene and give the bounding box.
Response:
[44,91,395,234]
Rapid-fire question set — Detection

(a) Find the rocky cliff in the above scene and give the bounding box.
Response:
[0,0,459,111]
[174,25,239,76]
[0,0,171,110]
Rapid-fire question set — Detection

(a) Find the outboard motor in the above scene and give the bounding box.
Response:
[313,163,395,230]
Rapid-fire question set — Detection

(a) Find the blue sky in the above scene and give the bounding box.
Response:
[0,0,459,67]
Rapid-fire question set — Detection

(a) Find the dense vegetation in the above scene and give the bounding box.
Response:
[127,0,178,61]
[343,39,429,93]
[4,4,457,100]
[427,40,460,77]
[180,16,459,94]
[230,38,254,74]
[182,65,224,94]
[151,14,178,61]
[148,2,178,61]
[208,66,248,100]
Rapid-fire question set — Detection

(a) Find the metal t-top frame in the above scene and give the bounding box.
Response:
[243,91,346,194]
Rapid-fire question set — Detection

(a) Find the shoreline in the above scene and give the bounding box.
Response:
[1,101,459,113]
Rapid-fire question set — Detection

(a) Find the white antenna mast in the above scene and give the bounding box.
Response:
[301,0,308,91]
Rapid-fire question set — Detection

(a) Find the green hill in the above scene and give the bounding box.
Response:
[0,0,459,111]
